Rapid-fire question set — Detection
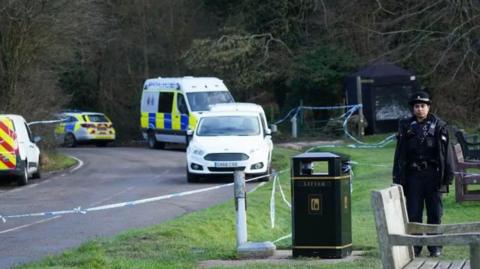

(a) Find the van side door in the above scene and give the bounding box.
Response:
[157,91,174,131]
[174,93,190,132]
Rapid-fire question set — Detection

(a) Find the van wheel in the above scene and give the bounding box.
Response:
[32,164,41,179]
[64,133,77,147]
[147,132,165,149]
[17,164,29,186]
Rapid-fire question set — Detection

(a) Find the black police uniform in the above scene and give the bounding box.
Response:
[393,94,454,257]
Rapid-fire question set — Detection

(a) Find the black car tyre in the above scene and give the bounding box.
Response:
[17,162,29,186]
[186,167,199,183]
[64,133,77,147]
[147,132,165,149]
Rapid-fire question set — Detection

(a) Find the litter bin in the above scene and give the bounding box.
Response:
[291,152,352,258]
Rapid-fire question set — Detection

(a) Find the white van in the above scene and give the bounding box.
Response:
[0,115,41,185]
[140,76,234,149]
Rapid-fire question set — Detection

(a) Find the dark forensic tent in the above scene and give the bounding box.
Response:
[345,60,420,134]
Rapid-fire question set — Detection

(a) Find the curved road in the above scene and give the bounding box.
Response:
[0,147,259,269]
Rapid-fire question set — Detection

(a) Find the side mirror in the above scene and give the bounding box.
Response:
[269,124,278,133]
[33,135,42,143]
[186,129,194,136]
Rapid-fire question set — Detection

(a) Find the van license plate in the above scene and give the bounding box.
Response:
[215,162,238,168]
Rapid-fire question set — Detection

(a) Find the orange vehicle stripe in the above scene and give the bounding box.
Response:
[0,157,15,169]
[0,121,14,138]
[0,139,14,153]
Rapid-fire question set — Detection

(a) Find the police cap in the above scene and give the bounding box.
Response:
[409,91,431,106]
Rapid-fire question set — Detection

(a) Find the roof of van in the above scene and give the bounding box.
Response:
[209,103,264,113]
[143,77,229,92]
[0,114,26,121]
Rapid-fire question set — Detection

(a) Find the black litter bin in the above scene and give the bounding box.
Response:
[291,152,352,258]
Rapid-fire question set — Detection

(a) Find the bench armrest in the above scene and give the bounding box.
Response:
[459,161,480,169]
[407,222,480,234]
[389,233,480,246]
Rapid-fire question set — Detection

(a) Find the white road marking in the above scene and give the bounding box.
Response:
[69,155,84,173]
[0,216,61,234]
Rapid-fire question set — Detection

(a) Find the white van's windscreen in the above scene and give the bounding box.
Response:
[197,116,260,136]
[187,91,234,112]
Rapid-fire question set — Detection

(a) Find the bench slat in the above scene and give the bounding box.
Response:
[418,259,439,269]
[450,259,468,269]
[404,258,426,269]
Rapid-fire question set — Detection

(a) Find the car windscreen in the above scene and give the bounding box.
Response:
[197,116,260,136]
[186,91,234,112]
[87,114,109,122]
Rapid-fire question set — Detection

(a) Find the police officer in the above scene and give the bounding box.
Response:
[393,91,454,257]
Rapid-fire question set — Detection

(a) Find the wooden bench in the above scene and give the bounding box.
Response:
[371,185,480,269]
[456,131,480,161]
[453,143,480,203]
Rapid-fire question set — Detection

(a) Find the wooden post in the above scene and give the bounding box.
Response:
[356,76,365,136]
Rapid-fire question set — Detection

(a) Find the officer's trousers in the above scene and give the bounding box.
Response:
[405,167,443,255]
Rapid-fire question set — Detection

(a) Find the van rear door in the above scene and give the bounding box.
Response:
[0,117,17,170]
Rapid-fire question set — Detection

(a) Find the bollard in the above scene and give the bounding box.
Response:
[233,170,276,259]
[291,115,298,138]
[234,170,247,247]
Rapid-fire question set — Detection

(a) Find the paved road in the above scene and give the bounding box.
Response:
[0,147,257,269]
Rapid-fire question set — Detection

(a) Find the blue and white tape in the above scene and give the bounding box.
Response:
[2,173,270,222]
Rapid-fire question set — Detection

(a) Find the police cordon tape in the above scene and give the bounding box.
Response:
[0,173,273,223]
[274,104,397,148]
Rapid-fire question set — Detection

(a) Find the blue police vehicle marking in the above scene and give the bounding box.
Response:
[148,113,156,129]
[164,114,172,129]
[180,115,189,130]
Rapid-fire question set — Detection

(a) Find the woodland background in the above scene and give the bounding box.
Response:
[1,0,479,143]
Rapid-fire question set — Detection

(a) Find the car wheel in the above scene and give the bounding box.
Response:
[259,165,272,182]
[17,162,29,186]
[147,132,165,149]
[186,167,199,183]
[64,133,77,147]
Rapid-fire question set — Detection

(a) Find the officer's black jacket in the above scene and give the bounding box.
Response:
[392,114,455,192]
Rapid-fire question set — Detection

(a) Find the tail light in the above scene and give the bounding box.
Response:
[81,123,95,128]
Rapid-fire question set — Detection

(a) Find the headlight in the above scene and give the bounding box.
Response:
[193,148,205,156]
[249,148,260,154]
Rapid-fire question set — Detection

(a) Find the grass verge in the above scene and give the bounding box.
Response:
[41,150,78,172]
[18,142,480,269]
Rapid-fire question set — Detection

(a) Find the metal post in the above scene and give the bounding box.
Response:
[291,115,297,138]
[234,170,247,247]
[356,76,365,136]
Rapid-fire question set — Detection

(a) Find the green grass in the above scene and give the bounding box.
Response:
[18,142,480,269]
[41,151,77,172]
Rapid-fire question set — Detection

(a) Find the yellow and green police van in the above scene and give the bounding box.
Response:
[140,76,234,149]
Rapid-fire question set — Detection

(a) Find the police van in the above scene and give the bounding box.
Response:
[0,114,41,185]
[140,76,234,149]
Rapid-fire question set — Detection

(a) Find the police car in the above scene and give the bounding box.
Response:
[55,111,116,147]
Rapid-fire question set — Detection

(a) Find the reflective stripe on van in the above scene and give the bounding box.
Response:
[0,117,17,169]
[142,112,195,132]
